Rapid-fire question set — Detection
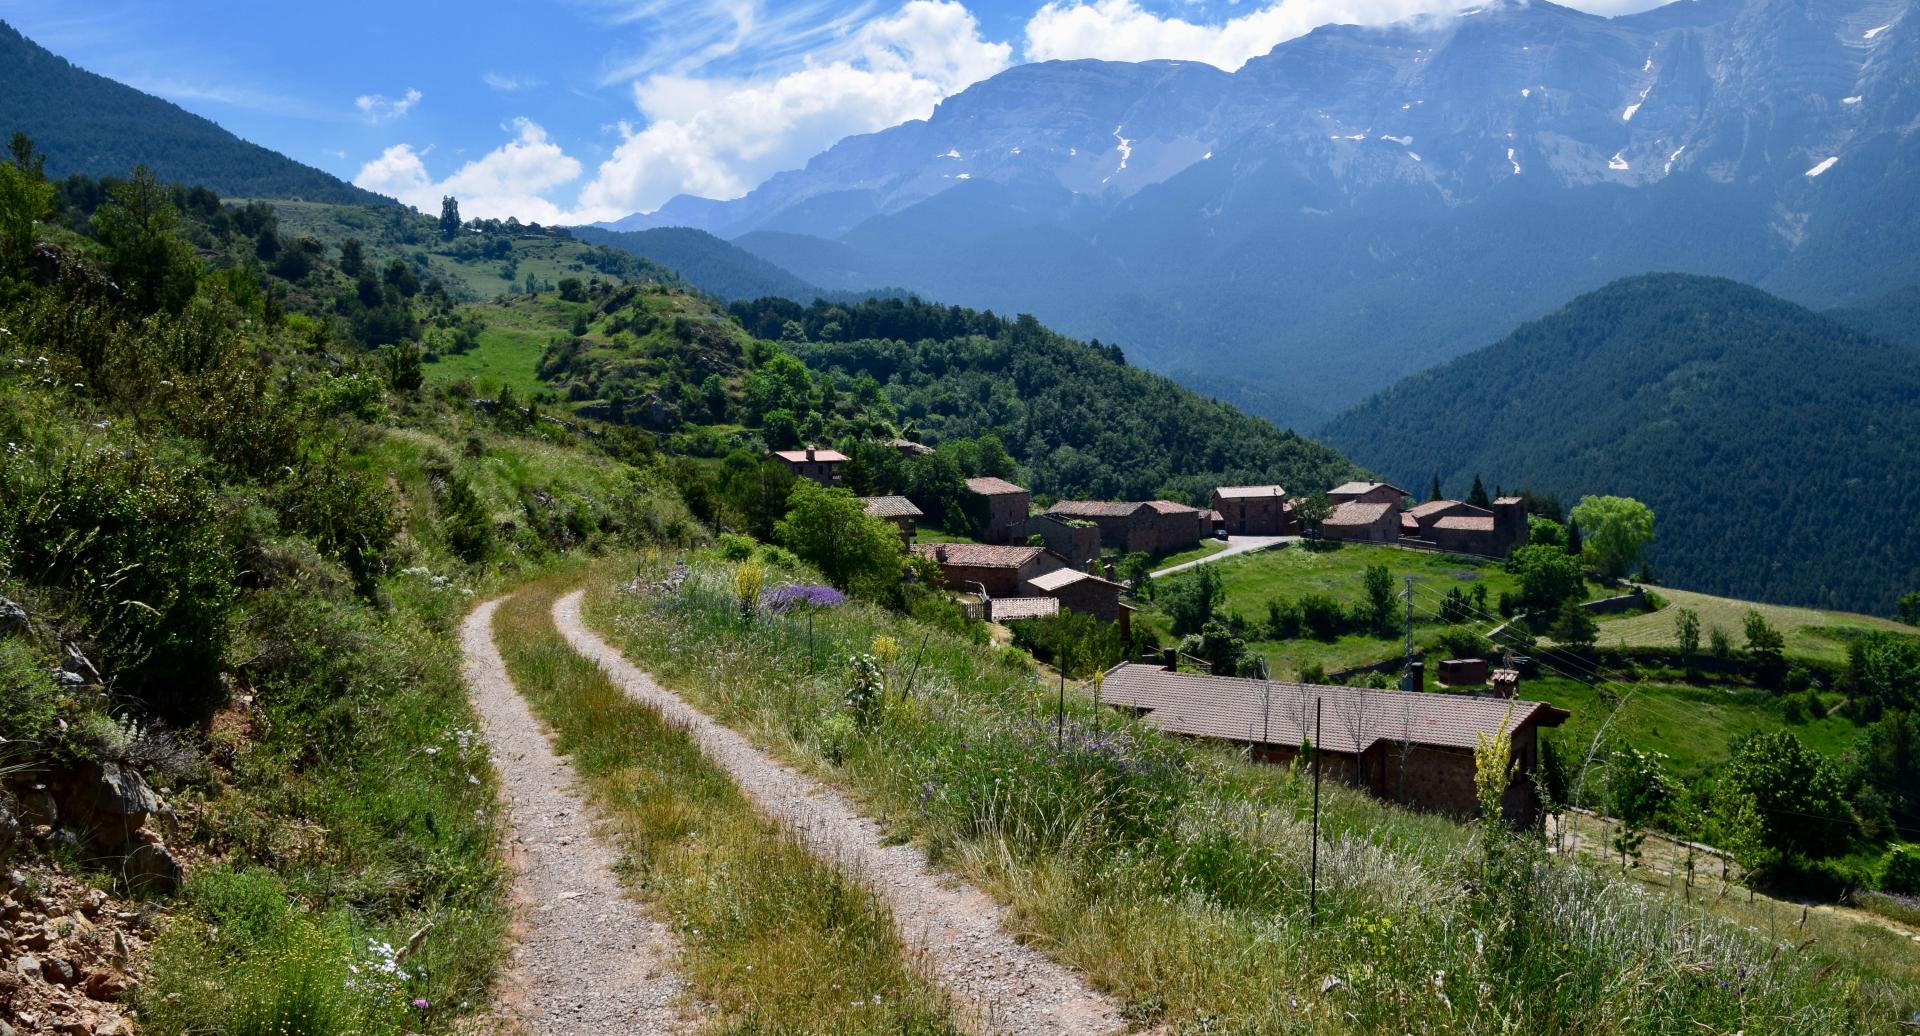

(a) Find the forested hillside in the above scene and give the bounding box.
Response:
[570,225,828,301]
[1321,274,1920,615]
[731,296,1362,503]
[0,20,387,204]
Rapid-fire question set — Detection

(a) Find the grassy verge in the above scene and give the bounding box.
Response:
[491,577,964,1034]
[584,553,1920,1034]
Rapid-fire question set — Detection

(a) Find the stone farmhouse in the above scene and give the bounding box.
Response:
[1043,499,1208,555]
[860,495,923,549]
[1303,481,1528,558]
[1321,500,1401,543]
[1027,568,1131,634]
[963,476,1030,544]
[768,446,847,487]
[1014,513,1102,569]
[912,543,1065,597]
[1099,661,1568,826]
[1211,485,1297,536]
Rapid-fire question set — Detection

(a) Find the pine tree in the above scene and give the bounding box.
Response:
[1429,474,1442,502]
[1467,474,1491,508]
[440,195,462,239]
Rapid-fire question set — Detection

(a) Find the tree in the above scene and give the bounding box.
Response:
[0,132,54,271]
[91,165,199,314]
[1466,474,1490,508]
[1852,710,1919,840]
[1743,609,1788,690]
[1846,632,1920,717]
[1606,745,1674,868]
[1363,563,1397,635]
[1163,565,1224,636]
[1718,731,1856,859]
[1428,474,1442,502]
[1899,591,1920,627]
[1674,607,1701,657]
[1509,544,1583,616]
[558,277,585,302]
[440,195,462,239]
[774,482,903,598]
[1569,495,1654,581]
[1527,515,1566,548]
[1551,598,1599,651]
[1293,492,1332,536]
[338,237,365,277]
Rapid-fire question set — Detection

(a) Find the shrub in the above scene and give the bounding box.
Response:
[1298,592,1345,641]
[0,444,235,720]
[1882,843,1920,895]
[279,464,398,594]
[716,532,756,560]
[438,474,493,563]
[0,636,61,747]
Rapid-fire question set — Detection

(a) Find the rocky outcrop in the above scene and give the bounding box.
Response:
[58,763,159,851]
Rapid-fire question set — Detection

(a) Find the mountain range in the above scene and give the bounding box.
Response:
[0,20,388,205]
[1321,273,1920,613]
[600,0,1920,428]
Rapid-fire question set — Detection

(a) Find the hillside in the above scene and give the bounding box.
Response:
[569,225,830,301]
[1319,274,1920,615]
[607,0,1920,427]
[0,21,388,204]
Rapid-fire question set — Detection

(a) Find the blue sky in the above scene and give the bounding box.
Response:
[1,0,1670,222]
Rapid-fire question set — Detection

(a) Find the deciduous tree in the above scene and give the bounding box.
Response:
[1569,495,1655,581]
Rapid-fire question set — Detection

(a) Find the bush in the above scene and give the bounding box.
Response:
[279,464,398,595]
[716,532,756,560]
[0,444,235,720]
[0,636,61,747]
[1883,843,1920,895]
[1298,593,1344,641]
[439,474,493,563]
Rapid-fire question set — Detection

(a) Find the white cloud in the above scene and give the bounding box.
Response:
[1024,0,1468,71]
[574,0,1009,217]
[353,118,585,223]
[483,72,544,92]
[355,88,422,121]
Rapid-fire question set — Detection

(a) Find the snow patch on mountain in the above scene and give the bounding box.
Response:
[1610,152,1630,171]
[1665,146,1685,174]
[1507,148,1521,174]
[1805,156,1838,177]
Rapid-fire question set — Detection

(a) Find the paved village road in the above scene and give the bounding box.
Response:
[552,590,1133,1036]
[461,600,693,1035]
[1150,535,1296,578]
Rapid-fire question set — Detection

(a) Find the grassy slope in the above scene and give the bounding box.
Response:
[1594,585,1914,665]
[582,554,1919,1034]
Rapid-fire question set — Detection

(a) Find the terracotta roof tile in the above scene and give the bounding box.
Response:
[1213,485,1287,499]
[990,597,1059,622]
[1323,501,1396,526]
[1098,663,1568,754]
[1434,515,1496,532]
[860,496,924,519]
[1329,480,1407,498]
[1145,500,1201,515]
[771,448,849,463]
[964,476,1028,496]
[1047,500,1141,518]
[912,543,1044,569]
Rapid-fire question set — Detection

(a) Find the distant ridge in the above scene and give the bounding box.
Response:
[0,20,391,205]
[569,226,832,302]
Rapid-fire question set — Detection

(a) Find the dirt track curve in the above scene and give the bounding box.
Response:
[461,600,691,1034]
[552,589,1131,1036]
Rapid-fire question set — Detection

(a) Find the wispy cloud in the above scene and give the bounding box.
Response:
[355,88,423,121]
[117,73,344,120]
[483,71,545,92]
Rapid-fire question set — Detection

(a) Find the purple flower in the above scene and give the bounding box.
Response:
[760,585,848,614]
[412,999,431,1011]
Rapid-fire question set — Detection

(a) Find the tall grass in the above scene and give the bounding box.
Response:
[584,555,1919,1034]
[493,578,964,1034]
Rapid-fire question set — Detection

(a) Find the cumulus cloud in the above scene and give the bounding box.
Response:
[355,88,422,121]
[1025,0,1475,71]
[574,0,1010,217]
[353,118,584,222]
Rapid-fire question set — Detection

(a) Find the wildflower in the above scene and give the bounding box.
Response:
[412,999,431,1011]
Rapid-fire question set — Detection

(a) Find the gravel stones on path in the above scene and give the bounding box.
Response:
[461,600,691,1035]
[552,590,1131,1036]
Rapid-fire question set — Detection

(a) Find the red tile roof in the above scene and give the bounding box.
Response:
[860,496,924,519]
[771,447,849,464]
[1434,515,1496,532]
[1145,500,1201,515]
[964,476,1028,496]
[1027,567,1124,593]
[912,543,1045,569]
[1098,664,1568,755]
[990,597,1059,622]
[1047,500,1140,518]
[1329,481,1408,499]
[1401,513,1421,535]
[1213,485,1286,499]
[1323,501,1396,526]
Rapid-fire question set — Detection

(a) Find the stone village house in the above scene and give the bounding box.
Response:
[768,446,848,487]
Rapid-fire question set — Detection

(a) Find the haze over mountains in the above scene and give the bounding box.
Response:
[601,0,1920,427]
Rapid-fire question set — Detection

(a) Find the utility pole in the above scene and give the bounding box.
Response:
[1402,576,1415,692]
[1309,697,1324,928]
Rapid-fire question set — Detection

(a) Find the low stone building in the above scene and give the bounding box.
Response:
[1014,514,1101,569]
[963,476,1031,544]
[1211,485,1296,535]
[860,495,923,549]
[1097,662,1569,825]
[1044,499,1208,555]
[912,542,1064,598]
[768,446,848,487]
[1027,567,1132,634]
[1321,500,1400,543]
[1400,497,1529,558]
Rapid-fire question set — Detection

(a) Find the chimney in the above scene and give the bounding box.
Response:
[1163,647,1178,672]
[805,446,816,461]
[1404,661,1425,694]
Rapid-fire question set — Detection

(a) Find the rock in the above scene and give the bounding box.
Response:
[122,841,182,893]
[15,954,40,981]
[0,594,26,634]
[19,787,56,828]
[0,1020,14,1036]
[0,790,17,869]
[43,956,77,986]
[82,969,129,1000]
[94,1020,134,1036]
[65,762,159,848]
